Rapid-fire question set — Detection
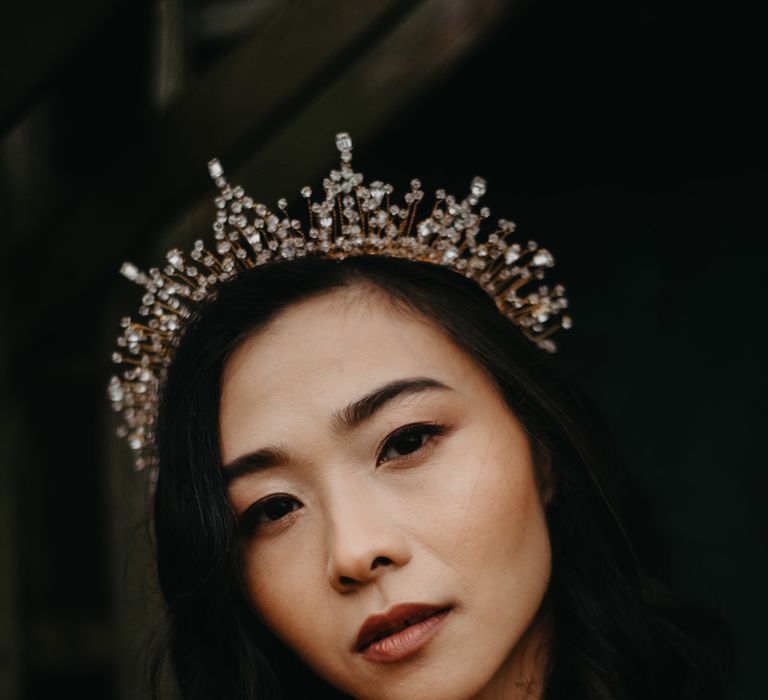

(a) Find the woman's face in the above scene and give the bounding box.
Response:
[219,287,553,699]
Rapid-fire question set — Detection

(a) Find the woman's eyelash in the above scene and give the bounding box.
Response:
[239,494,301,535]
[376,422,449,466]
[238,422,449,536]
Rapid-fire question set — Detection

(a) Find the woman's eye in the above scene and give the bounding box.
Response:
[240,495,301,534]
[377,423,447,466]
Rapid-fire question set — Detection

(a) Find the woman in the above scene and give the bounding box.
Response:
[109,134,730,698]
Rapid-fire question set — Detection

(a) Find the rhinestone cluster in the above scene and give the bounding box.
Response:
[109,132,571,472]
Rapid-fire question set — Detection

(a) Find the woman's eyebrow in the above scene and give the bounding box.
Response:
[222,376,452,486]
[223,446,289,486]
[330,376,453,436]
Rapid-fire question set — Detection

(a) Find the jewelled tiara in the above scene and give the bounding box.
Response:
[108,132,571,472]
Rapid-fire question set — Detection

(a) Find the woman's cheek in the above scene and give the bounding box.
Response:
[452,460,540,572]
[245,543,341,662]
[241,536,311,623]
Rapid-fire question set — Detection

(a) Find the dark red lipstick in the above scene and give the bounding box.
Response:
[354,603,452,663]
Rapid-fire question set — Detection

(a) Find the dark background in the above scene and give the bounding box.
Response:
[1,0,765,698]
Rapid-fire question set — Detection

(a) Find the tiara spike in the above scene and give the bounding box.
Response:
[110,131,572,474]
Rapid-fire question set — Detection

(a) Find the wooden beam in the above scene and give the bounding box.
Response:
[10,0,514,351]
[0,0,130,133]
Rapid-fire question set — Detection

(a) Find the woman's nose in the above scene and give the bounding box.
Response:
[325,482,413,593]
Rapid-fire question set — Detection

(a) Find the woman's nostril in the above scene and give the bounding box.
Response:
[371,556,393,571]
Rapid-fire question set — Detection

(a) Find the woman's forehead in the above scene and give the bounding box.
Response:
[222,289,472,389]
[218,290,487,429]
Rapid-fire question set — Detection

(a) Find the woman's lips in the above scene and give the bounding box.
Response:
[355,603,453,663]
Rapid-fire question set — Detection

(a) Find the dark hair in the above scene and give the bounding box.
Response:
[150,254,731,699]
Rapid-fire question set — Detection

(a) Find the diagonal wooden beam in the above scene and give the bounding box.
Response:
[0,0,131,133]
[10,0,514,351]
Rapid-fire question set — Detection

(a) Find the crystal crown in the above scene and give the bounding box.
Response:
[109,132,571,473]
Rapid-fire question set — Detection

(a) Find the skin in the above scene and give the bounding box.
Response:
[219,286,555,699]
